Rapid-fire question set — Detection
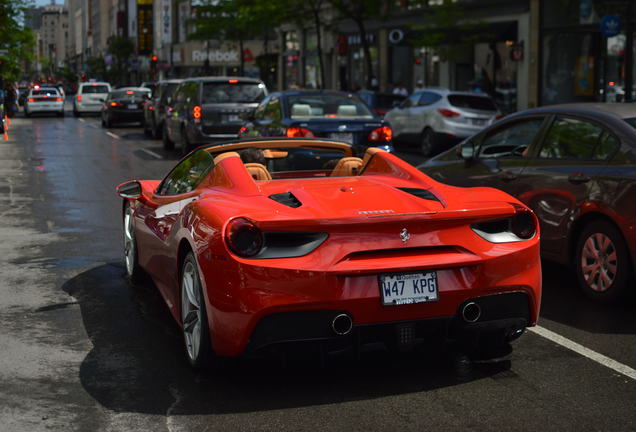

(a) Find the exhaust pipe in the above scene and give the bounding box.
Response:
[462,302,481,323]
[332,313,353,336]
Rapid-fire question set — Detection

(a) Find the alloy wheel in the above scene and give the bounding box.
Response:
[181,261,202,361]
[123,206,136,277]
[580,232,617,292]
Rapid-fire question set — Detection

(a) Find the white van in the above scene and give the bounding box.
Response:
[73,82,111,116]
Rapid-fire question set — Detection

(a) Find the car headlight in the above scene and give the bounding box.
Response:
[471,206,537,243]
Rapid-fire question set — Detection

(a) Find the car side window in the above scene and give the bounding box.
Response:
[418,92,441,106]
[157,150,214,196]
[401,93,420,108]
[263,97,281,121]
[539,117,603,159]
[593,131,619,160]
[253,96,271,121]
[478,118,544,158]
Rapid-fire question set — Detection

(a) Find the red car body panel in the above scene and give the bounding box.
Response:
[121,139,541,357]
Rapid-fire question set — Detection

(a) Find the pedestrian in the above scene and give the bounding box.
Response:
[392,82,408,96]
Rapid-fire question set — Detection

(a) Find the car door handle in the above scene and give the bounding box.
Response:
[499,171,518,181]
[568,173,591,184]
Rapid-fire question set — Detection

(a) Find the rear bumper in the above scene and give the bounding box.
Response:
[245,292,530,353]
[75,102,103,113]
[191,124,239,144]
[108,109,144,122]
[26,103,64,113]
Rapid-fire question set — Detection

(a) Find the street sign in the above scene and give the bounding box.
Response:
[600,14,621,37]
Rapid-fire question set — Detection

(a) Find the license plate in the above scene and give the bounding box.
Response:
[128,104,137,110]
[379,271,439,306]
[328,132,353,144]
[226,114,239,122]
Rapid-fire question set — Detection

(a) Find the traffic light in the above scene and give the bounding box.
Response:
[150,55,158,75]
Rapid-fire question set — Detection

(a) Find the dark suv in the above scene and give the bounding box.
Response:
[143,79,182,139]
[163,77,267,154]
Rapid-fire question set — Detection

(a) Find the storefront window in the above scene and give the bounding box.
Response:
[542,0,599,27]
[283,31,301,89]
[542,32,598,105]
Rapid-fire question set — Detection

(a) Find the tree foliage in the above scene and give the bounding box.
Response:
[0,0,36,82]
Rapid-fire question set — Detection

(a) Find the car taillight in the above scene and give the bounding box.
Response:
[368,126,392,142]
[148,105,154,110]
[55,97,62,102]
[374,108,386,116]
[438,108,460,117]
[238,126,247,135]
[28,98,34,102]
[511,207,536,240]
[110,101,121,107]
[225,218,263,258]
[193,105,202,123]
[77,95,82,102]
[286,127,314,137]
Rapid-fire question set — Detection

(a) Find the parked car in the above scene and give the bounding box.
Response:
[24,86,65,117]
[74,81,111,116]
[100,87,151,127]
[357,90,407,117]
[163,76,267,154]
[385,88,501,157]
[117,138,541,368]
[142,79,182,139]
[239,90,394,156]
[420,103,636,303]
[140,81,156,96]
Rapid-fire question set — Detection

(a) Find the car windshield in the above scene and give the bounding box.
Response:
[31,89,59,96]
[624,118,636,129]
[288,94,374,119]
[111,90,149,100]
[448,95,497,111]
[81,85,109,94]
[202,82,265,104]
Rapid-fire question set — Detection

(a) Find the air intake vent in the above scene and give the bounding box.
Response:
[397,187,441,203]
[269,192,302,208]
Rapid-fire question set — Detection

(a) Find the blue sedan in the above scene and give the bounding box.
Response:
[238,90,394,156]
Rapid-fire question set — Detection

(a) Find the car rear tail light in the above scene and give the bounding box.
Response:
[286,127,314,137]
[28,98,34,102]
[368,126,392,142]
[228,79,238,83]
[374,109,386,116]
[225,218,263,258]
[55,97,62,102]
[511,207,536,240]
[495,114,505,120]
[438,108,460,117]
[77,94,82,102]
[471,205,537,243]
[238,126,247,135]
[193,105,202,124]
[110,101,121,107]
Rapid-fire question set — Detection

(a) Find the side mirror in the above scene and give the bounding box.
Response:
[117,180,142,199]
[460,142,475,160]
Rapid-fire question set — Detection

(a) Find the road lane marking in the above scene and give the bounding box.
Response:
[78,118,85,123]
[140,148,162,159]
[106,131,120,140]
[530,325,636,380]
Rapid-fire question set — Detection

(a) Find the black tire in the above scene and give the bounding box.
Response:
[575,220,631,303]
[152,119,161,139]
[181,128,193,156]
[57,110,65,118]
[104,115,112,128]
[143,117,152,137]
[162,124,174,151]
[24,109,31,118]
[73,109,80,117]
[181,252,214,369]
[420,128,438,157]
[123,201,144,284]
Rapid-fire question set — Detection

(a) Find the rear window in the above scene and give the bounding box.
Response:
[288,94,374,119]
[202,82,265,104]
[448,95,497,111]
[625,118,636,129]
[81,85,110,94]
[31,89,59,96]
[110,90,149,100]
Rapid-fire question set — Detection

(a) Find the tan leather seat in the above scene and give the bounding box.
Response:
[330,157,363,176]
[244,163,272,180]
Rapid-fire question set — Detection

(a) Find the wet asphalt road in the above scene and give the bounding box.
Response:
[1,107,636,431]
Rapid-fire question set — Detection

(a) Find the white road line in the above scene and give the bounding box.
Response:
[78,118,85,123]
[140,148,162,159]
[530,325,636,380]
[106,131,120,140]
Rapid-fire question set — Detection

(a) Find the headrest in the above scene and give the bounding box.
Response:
[244,163,272,181]
[336,105,357,117]
[291,104,311,117]
[213,151,240,165]
[330,157,363,177]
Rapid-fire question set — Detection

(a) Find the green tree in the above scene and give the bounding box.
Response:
[107,36,134,85]
[0,0,36,82]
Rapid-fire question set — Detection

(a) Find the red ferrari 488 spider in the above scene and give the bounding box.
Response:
[117,139,541,368]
